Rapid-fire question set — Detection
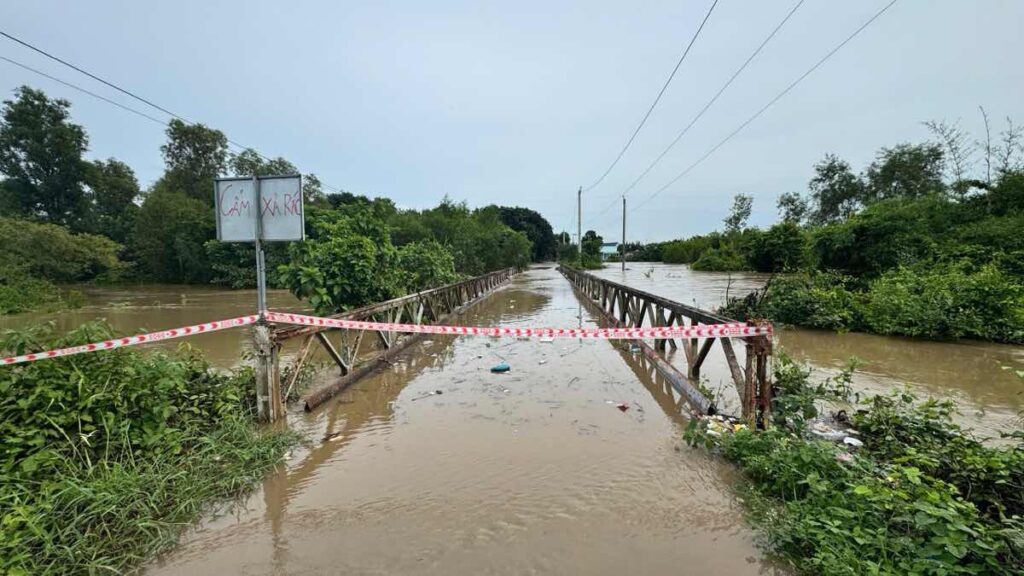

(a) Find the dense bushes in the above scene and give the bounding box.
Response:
[0,217,121,282]
[860,263,1024,342]
[687,355,1024,574]
[279,200,516,314]
[723,262,1024,343]
[0,217,121,314]
[0,86,544,315]
[0,322,295,574]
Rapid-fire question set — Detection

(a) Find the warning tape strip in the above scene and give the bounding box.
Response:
[1,316,260,366]
[263,311,773,340]
[1,311,772,366]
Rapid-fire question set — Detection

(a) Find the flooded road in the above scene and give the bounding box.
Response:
[147,266,783,575]
[594,263,1024,438]
[5,263,1019,572]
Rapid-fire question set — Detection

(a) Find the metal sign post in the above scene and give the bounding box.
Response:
[214,173,304,422]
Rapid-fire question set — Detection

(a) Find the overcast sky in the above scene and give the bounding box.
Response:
[2,1,1022,242]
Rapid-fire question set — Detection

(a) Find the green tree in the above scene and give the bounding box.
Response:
[228,148,297,177]
[723,193,753,233]
[133,184,215,283]
[776,191,809,224]
[0,86,88,228]
[84,158,140,243]
[744,222,810,272]
[494,206,556,261]
[279,204,402,313]
[581,229,603,259]
[159,119,228,203]
[808,153,864,224]
[865,143,945,201]
[397,240,458,292]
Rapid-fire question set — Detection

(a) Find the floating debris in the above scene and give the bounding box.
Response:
[539,336,554,343]
[491,362,511,373]
[411,390,444,401]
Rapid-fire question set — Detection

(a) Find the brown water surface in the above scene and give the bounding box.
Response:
[145,267,783,575]
[593,263,1024,437]
[7,264,1020,573]
[0,284,303,367]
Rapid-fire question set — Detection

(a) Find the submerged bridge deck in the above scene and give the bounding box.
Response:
[270,264,772,423]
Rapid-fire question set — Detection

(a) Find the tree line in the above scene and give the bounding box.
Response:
[625,116,1024,343]
[0,86,557,314]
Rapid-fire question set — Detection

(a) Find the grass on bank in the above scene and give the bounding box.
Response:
[0,321,298,575]
[687,353,1024,575]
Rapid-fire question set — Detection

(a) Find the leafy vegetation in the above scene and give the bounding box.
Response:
[0,322,297,574]
[687,354,1024,575]
[627,119,1024,343]
[0,85,548,314]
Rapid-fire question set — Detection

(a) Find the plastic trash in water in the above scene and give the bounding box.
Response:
[616,402,629,412]
[491,362,511,373]
[539,336,554,343]
[843,436,864,447]
[538,359,548,365]
[411,390,444,401]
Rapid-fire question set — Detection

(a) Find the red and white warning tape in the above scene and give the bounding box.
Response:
[1,311,772,366]
[1,315,260,366]
[263,311,772,340]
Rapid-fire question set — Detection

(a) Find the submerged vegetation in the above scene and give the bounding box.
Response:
[687,354,1024,575]
[0,322,297,574]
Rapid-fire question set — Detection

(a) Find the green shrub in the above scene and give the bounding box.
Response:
[397,239,459,292]
[743,222,811,272]
[0,217,122,282]
[861,263,1024,342]
[760,273,861,330]
[0,273,83,315]
[687,356,1024,575]
[691,244,749,271]
[0,322,295,574]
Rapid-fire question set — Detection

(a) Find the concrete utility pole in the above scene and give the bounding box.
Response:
[621,195,626,272]
[577,186,582,263]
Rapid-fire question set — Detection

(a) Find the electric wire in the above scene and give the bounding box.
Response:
[590,0,806,223]
[582,0,719,192]
[630,0,899,214]
[0,56,168,127]
[0,30,345,193]
[619,0,805,199]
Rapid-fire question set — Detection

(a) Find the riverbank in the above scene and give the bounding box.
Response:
[592,263,1024,439]
[0,321,298,575]
[687,354,1024,574]
[719,267,1024,344]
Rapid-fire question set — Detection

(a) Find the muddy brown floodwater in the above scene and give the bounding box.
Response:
[594,263,1024,438]
[146,266,785,575]
[5,263,1019,572]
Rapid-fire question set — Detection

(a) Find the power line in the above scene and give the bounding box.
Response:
[0,56,168,126]
[0,30,188,122]
[620,0,805,199]
[630,0,898,214]
[0,29,345,194]
[590,0,805,224]
[582,0,719,193]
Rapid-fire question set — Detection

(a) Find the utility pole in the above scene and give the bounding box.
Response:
[577,186,582,263]
[621,195,626,272]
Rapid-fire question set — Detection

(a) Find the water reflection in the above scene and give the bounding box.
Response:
[148,266,785,575]
[592,263,1024,436]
